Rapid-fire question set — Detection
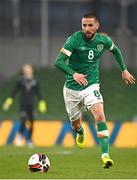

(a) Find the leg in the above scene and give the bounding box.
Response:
[90,103,114,168]
[25,109,35,148]
[16,111,27,146]
[83,84,113,168]
[27,109,34,143]
[90,103,108,154]
[71,118,85,148]
[71,118,82,131]
[19,111,27,136]
[63,86,85,148]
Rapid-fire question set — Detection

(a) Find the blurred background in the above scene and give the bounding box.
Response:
[0,0,136,147]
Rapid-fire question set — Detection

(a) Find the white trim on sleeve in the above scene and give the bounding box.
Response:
[109,42,114,51]
[61,48,72,57]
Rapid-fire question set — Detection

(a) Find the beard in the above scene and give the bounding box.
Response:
[85,32,95,39]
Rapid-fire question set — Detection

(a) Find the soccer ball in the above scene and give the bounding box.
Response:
[28,153,50,172]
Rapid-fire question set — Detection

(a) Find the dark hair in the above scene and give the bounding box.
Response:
[82,13,99,22]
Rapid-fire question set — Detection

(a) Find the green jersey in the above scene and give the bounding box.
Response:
[62,31,114,90]
[55,30,126,91]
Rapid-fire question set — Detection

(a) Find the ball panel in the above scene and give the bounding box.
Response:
[28,153,50,173]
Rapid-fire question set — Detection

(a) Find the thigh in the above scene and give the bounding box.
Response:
[90,102,105,119]
[27,108,34,122]
[63,86,83,121]
[20,110,27,121]
[83,84,103,110]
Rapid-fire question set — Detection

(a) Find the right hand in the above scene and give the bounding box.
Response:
[73,73,88,86]
[3,97,13,111]
[38,100,47,113]
[122,69,136,84]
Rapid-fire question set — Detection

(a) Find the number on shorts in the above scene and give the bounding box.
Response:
[93,90,100,97]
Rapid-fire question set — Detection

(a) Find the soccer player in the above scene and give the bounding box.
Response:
[54,13,136,168]
[3,64,47,147]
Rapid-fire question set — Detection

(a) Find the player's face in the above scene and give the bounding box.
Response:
[82,18,100,39]
[23,65,33,79]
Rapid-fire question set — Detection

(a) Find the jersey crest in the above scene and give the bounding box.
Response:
[97,44,104,52]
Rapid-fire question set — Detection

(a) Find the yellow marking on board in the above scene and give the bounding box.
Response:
[0,120,13,145]
[62,132,75,147]
[114,122,137,148]
[32,120,62,146]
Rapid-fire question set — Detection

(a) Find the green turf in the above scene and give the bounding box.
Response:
[0,146,136,179]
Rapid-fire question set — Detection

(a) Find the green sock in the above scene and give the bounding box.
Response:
[76,125,84,135]
[97,122,109,154]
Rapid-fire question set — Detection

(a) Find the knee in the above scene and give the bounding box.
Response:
[94,112,105,122]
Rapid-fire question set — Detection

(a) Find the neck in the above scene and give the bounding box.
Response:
[89,33,96,40]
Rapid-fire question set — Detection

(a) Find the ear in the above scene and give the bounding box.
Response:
[96,22,100,30]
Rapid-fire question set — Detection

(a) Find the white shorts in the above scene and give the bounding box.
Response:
[63,84,103,121]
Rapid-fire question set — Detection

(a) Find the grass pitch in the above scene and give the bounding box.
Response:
[0,145,136,179]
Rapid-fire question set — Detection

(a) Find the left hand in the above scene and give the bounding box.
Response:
[73,73,88,86]
[122,69,136,84]
[38,100,47,113]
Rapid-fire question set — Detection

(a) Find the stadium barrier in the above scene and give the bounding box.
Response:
[0,120,137,148]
